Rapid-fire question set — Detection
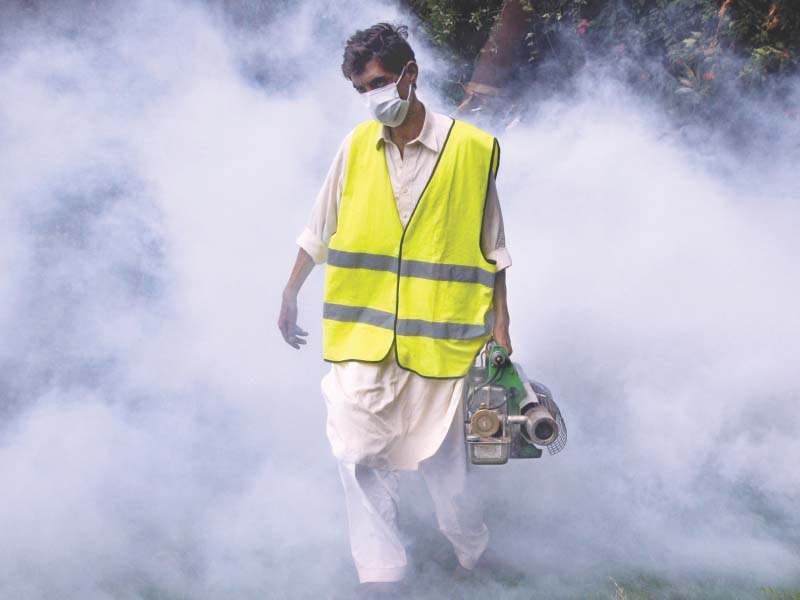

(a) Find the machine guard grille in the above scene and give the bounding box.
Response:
[529,380,568,455]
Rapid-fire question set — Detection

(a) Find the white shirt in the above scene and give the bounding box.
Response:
[299,107,512,470]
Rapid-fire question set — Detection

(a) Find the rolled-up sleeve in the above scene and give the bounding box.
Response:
[296,133,352,264]
[481,175,512,271]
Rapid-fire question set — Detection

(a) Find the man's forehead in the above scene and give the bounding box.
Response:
[351,58,396,85]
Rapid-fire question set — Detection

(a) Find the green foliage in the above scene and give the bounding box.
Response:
[521,0,587,64]
[406,0,504,59]
[407,0,799,110]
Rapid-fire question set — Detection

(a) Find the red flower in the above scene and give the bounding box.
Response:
[703,72,715,80]
[577,19,589,35]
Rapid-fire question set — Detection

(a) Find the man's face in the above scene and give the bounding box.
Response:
[351,57,416,99]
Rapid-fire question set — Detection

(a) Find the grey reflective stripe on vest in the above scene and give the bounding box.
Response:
[328,249,495,288]
[327,249,397,273]
[323,303,395,330]
[324,303,494,340]
[395,319,491,339]
[400,260,494,288]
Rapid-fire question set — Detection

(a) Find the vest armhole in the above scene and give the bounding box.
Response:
[480,137,501,266]
[492,137,500,178]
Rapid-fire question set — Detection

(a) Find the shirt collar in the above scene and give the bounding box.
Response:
[375,104,439,153]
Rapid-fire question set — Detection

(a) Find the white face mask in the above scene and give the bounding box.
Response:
[362,64,413,127]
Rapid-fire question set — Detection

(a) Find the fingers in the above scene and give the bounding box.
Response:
[278,317,292,343]
[286,336,306,349]
[289,326,308,347]
[278,297,307,349]
[278,317,309,350]
[281,327,303,349]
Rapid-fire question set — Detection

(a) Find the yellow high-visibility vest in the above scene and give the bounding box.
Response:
[323,118,499,378]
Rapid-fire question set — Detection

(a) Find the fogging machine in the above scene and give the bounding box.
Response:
[464,344,567,465]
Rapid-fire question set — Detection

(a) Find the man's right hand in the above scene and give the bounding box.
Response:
[278,291,308,349]
[278,248,316,349]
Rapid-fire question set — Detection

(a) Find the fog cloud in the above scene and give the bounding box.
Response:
[1,1,799,598]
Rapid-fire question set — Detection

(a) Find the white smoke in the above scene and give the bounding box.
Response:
[1,1,798,598]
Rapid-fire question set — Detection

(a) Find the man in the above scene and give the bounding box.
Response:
[277,23,512,595]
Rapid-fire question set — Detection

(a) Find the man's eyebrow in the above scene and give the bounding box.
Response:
[352,75,388,92]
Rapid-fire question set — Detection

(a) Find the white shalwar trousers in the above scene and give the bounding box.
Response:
[337,405,490,583]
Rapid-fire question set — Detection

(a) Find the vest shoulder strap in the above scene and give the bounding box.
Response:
[350,120,382,149]
[448,119,500,178]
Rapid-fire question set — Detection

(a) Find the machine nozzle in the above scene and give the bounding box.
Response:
[523,404,559,446]
[534,419,555,441]
[508,404,560,446]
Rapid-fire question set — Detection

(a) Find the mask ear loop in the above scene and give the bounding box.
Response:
[396,64,408,89]
[397,62,417,100]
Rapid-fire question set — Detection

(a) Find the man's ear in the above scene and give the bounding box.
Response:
[406,61,419,86]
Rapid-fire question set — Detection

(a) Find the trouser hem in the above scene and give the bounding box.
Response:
[457,555,481,570]
[356,564,407,583]
[453,527,490,570]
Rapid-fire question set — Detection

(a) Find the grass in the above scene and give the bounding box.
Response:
[761,589,800,600]
[604,580,800,600]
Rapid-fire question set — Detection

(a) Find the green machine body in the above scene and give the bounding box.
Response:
[463,344,567,465]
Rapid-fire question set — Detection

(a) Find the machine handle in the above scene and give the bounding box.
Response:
[488,343,510,368]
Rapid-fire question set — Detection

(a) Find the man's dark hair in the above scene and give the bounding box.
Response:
[341,23,416,80]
